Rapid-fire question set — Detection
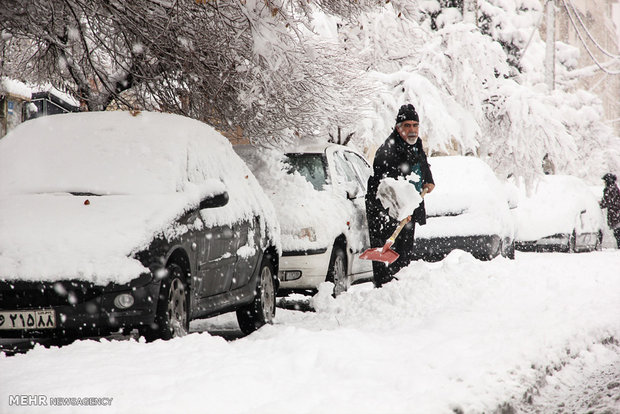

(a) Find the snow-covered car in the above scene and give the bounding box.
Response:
[235,143,373,296]
[514,175,604,252]
[412,156,516,261]
[0,111,280,341]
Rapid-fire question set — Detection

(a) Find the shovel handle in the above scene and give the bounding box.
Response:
[385,216,411,246]
[384,188,429,247]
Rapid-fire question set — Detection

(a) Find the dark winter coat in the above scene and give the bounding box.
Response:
[601,182,620,228]
[366,129,434,228]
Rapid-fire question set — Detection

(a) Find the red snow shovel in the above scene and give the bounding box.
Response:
[359,188,428,264]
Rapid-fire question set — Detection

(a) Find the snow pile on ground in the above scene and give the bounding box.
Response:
[377,176,422,220]
[2,250,619,413]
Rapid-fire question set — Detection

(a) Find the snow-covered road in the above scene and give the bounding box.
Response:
[1,250,620,414]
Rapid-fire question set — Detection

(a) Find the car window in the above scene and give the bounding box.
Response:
[284,153,328,191]
[343,151,371,191]
[332,150,365,194]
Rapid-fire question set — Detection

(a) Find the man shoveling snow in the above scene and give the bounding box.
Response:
[365,104,435,287]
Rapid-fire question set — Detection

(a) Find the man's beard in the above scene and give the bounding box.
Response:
[405,133,418,145]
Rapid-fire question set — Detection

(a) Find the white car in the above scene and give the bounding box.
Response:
[514,175,604,252]
[413,156,516,261]
[236,144,373,296]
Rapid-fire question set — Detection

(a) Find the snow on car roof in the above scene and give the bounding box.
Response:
[0,111,280,284]
[1,111,221,195]
[423,155,508,215]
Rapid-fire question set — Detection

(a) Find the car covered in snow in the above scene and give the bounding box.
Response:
[235,143,373,296]
[412,156,516,261]
[514,174,604,252]
[0,111,280,341]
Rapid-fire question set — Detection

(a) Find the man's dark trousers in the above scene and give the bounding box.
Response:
[366,202,416,287]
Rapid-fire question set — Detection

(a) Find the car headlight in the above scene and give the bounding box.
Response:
[114,293,135,309]
[298,227,317,242]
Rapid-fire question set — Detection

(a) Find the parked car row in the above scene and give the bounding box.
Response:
[0,111,607,342]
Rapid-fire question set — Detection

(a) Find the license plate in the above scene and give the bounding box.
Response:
[0,309,56,330]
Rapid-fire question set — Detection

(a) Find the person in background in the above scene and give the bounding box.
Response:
[365,104,435,288]
[600,173,620,248]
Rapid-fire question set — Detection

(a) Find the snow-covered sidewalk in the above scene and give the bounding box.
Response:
[2,250,620,414]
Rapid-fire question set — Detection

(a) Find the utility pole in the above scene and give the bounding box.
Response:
[545,0,556,91]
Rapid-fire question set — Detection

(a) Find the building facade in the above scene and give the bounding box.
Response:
[0,78,31,138]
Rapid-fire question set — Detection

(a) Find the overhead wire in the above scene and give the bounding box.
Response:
[564,0,620,59]
[560,0,620,75]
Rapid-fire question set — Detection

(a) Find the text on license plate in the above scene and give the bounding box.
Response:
[0,310,56,330]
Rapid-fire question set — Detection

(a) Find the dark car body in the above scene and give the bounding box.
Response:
[0,111,280,340]
[0,213,275,339]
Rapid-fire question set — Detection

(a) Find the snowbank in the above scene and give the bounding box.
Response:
[2,251,619,413]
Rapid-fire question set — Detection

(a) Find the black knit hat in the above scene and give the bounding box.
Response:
[396,104,419,124]
[603,173,617,183]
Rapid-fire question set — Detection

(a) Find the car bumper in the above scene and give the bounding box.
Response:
[0,275,160,338]
[515,233,570,252]
[413,235,503,261]
[278,247,331,290]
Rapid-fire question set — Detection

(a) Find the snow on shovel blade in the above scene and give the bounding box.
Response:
[359,247,400,264]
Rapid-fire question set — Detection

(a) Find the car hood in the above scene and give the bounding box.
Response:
[277,187,352,251]
[0,192,204,285]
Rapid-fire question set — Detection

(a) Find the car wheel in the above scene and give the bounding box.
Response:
[595,231,603,251]
[568,230,577,253]
[236,259,276,335]
[503,239,516,260]
[143,264,189,341]
[327,246,349,297]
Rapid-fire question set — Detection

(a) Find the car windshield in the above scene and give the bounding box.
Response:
[284,153,328,191]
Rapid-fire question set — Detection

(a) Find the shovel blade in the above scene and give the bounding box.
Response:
[359,247,400,264]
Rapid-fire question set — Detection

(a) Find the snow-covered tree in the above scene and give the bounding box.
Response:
[0,0,377,144]
[327,0,619,187]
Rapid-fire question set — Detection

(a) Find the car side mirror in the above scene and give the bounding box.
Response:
[199,191,229,209]
[344,182,361,200]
